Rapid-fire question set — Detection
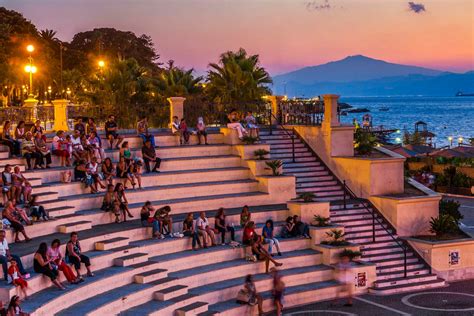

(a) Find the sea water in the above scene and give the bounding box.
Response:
[339,96,474,147]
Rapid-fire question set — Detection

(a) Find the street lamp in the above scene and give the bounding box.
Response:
[25,44,36,98]
[98,60,105,69]
[448,136,453,147]
[458,137,464,145]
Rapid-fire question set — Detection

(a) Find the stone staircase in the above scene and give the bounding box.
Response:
[260,128,445,295]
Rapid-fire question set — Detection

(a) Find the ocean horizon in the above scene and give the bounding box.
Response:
[338,96,474,147]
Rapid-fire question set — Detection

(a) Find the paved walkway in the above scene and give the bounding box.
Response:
[275,280,474,316]
[444,195,474,237]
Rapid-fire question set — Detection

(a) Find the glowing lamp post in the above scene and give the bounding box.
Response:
[448,136,453,147]
[458,137,464,145]
[25,44,37,98]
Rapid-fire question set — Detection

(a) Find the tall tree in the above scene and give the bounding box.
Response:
[207,48,272,106]
[157,60,203,97]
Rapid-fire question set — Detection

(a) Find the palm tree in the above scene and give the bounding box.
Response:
[158,60,203,97]
[207,48,272,107]
[40,29,58,42]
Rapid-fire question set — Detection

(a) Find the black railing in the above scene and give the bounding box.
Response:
[342,181,409,278]
[278,100,324,126]
[268,110,296,163]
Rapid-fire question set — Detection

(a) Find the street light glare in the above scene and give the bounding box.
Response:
[24,65,37,73]
[98,60,105,68]
[26,44,34,53]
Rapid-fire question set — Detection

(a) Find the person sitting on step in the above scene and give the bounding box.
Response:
[227,109,248,139]
[116,157,134,189]
[22,132,41,170]
[2,202,31,243]
[244,111,259,139]
[101,158,115,185]
[27,195,49,221]
[137,116,155,147]
[214,208,235,245]
[250,234,283,273]
[178,118,190,145]
[154,206,173,236]
[140,201,163,239]
[101,184,116,214]
[0,230,29,282]
[114,183,133,222]
[128,158,143,190]
[105,115,124,150]
[196,117,209,145]
[196,211,217,248]
[33,132,52,168]
[47,239,80,285]
[242,221,256,246]
[87,156,106,193]
[240,205,252,228]
[52,130,71,167]
[1,165,12,205]
[11,166,32,204]
[65,232,94,281]
[293,215,311,239]
[141,140,161,173]
[262,219,282,256]
[34,242,66,290]
[7,258,28,299]
[281,216,298,238]
[183,212,202,250]
[0,121,20,157]
[119,141,133,167]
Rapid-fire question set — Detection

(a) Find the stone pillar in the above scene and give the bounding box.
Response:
[167,97,186,126]
[322,94,340,129]
[23,97,39,123]
[267,95,285,125]
[52,99,69,131]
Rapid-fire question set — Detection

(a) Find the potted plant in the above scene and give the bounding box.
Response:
[354,129,377,156]
[429,214,458,238]
[241,135,258,145]
[321,229,350,246]
[339,248,362,262]
[313,215,330,227]
[265,160,283,176]
[298,192,316,203]
[315,229,361,264]
[254,149,270,160]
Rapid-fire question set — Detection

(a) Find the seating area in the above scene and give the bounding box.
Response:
[0,126,446,316]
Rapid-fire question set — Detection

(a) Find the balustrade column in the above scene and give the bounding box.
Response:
[167,97,186,127]
[52,99,69,131]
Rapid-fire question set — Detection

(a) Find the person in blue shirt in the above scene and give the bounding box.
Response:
[262,219,282,256]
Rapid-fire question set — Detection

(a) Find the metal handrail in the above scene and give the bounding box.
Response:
[342,181,408,278]
[268,110,296,163]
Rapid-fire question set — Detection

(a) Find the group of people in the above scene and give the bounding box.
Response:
[171,116,209,145]
[0,230,93,300]
[227,110,260,139]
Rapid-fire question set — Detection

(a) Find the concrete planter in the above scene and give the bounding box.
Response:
[288,201,330,226]
[407,237,474,281]
[314,243,361,265]
[245,159,273,177]
[309,224,344,245]
[332,261,377,295]
[232,144,271,160]
[257,175,296,203]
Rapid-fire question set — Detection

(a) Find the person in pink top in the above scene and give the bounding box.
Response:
[47,239,80,284]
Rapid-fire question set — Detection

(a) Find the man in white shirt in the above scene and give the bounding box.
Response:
[0,230,28,281]
[196,212,216,248]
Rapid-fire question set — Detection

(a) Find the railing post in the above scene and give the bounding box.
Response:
[269,108,273,136]
[404,246,408,278]
[372,209,376,242]
[343,180,347,210]
[291,134,296,163]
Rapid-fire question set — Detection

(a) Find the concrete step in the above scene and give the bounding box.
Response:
[272,152,313,159]
[114,253,149,267]
[348,234,397,244]
[377,267,431,280]
[134,268,168,284]
[0,151,9,159]
[58,220,92,233]
[176,302,209,316]
[362,250,414,262]
[369,278,445,295]
[270,143,305,149]
[95,237,130,251]
[343,222,389,233]
[284,161,321,168]
[154,285,189,301]
[376,262,425,274]
[281,157,317,163]
[371,256,419,268]
[296,184,341,192]
[374,273,438,288]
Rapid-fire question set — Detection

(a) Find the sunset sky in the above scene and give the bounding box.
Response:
[2,0,473,75]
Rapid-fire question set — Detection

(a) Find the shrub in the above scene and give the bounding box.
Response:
[241,135,258,145]
[322,229,349,246]
[354,129,377,155]
[439,199,463,224]
[265,160,283,176]
[339,249,362,261]
[253,149,269,160]
[298,192,316,203]
[313,215,330,227]
[429,214,458,237]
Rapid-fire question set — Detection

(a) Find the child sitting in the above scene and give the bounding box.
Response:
[8,258,28,299]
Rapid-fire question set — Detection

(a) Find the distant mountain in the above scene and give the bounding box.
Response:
[271,55,474,96]
[273,55,443,87]
[277,71,474,97]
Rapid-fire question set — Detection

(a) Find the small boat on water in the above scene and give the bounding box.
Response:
[379,106,390,111]
[347,108,370,113]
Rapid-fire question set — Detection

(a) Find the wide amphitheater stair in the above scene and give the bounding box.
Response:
[0,130,348,316]
[261,128,445,295]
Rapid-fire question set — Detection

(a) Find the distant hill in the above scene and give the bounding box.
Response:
[276,71,474,97]
[271,55,474,96]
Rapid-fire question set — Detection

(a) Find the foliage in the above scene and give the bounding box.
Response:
[241,135,258,145]
[254,149,269,160]
[429,214,459,237]
[435,166,473,189]
[265,160,283,176]
[298,192,316,203]
[157,60,203,97]
[313,215,330,227]
[206,48,272,108]
[439,199,463,224]
[403,131,423,145]
[322,229,350,246]
[339,249,362,261]
[354,129,377,155]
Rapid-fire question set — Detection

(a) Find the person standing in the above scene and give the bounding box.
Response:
[335,253,354,307]
[196,117,209,145]
[271,268,285,316]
